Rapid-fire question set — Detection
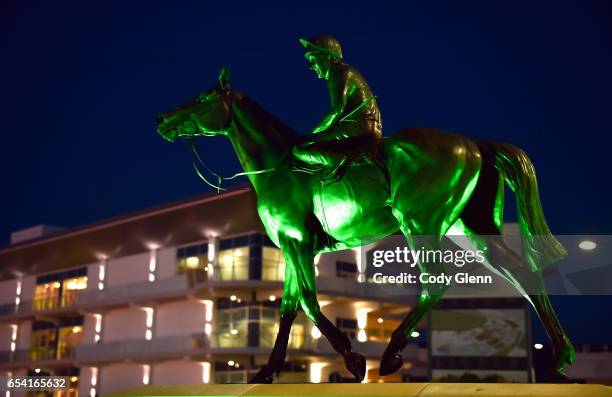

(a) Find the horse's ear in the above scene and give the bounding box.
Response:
[218,67,231,90]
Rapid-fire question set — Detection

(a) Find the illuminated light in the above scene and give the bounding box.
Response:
[34,368,41,373]
[208,242,216,262]
[357,308,370,329]
[142,365,150,384]
[145,329,152,340]
[97,282,104,291]
[90,367,98,386]
[315,266,320,276]
[94,334,100,342]
[377,317,383,324]
[311,326,321,339]
[236,298,242,303]
[269,295,276,302]
[53,282,61,288]
[534,343,544,350]
[235,363,240,368]
[144,307,154,327]
[148,273,155,282]
[411,331,420,338]
[204,323,212,335]
[72,326,83,333]
[579,240,596,250]
[186,256,200,268]
[70,376,78,383]
[201,362,211,383]
[201,300,213,322]
[15,280,22,296]
[234,250,242,256]
[230,295,237,301]
[314,254,321,265]
[10,342,16,352]
[149,249,158,272]
[10,324,18,341]
[66,278,87,290]
[319,300,331,307]
[227,360,235,367]
[357,329,367,342]
[98,263,106,281]
[230,329,238,335]
[15,297,20,305]
[94,314,102,333]
[310,362,327,383]
[146,242,160,251]
[90,388,96,397]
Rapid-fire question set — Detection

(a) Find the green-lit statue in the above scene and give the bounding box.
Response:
[293,36,382,182]
[157,53,574,382]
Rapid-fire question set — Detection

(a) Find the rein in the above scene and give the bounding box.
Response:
[188,139,274,193]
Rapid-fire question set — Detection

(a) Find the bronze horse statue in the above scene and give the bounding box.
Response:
[157,69,574,382]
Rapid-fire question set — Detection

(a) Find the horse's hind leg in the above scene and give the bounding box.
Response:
[481,235,575,374]
[379,232,449,376]
[460,141,574,375]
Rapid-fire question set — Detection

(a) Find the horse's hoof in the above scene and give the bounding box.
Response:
[379,352,403,376]
[554,339,576,375]
[344,351,366,381]
[248,368,275,384]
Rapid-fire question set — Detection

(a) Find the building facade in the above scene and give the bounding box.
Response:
[0,187,429,396]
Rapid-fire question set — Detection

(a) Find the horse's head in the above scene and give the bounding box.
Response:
[157,68,234,142]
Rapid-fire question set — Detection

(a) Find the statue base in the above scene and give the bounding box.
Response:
[110,382,612,397]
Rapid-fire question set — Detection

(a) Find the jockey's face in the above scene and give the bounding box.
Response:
[305,51,330,80]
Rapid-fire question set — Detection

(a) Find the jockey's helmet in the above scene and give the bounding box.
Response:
[299,35,343,62]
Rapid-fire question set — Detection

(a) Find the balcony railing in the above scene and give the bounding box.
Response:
[0,345,76,365]
[78,275,188,305]
[75,333,206,363]
[0,301,33,317]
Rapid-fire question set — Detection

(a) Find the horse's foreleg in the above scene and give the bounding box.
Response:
[249,265,299,383]
[380,233,449,376]
[281,233,366,382]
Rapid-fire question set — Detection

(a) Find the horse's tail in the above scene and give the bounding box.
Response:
[487,141,567,271]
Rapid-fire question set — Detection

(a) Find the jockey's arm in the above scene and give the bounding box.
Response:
[311,69,349,135]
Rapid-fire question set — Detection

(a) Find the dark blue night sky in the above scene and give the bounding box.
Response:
[2,2,611,343]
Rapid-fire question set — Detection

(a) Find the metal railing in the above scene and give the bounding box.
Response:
[78,275,188,305]
[75,333,206,362]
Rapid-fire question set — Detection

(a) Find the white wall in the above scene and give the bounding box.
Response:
[156,247,177,279]
[21,276,36,302]
[103,307,146,342]
[317,249,358,278]
[86,262,101,290]
[99,363,146,396]
[0,279,17,304]
[106,252,149,287]
[153,360,206,386]
[17,320,31,349]
[0,323,14,351]
[156,300,207,338]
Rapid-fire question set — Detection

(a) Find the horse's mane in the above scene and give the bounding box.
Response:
[234,93,303,146]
